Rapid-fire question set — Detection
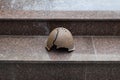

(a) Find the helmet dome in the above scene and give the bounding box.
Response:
[46,27,75,52]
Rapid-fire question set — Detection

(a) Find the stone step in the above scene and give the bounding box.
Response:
[0,20,120,35]
[1,10,120,20]
[1,0,120,35]
[0,62,120,80]
[1,0,120,20]
[0,1,120,80]
[1,62,120,80]
[0,36,119,61]
[0,36,120,80]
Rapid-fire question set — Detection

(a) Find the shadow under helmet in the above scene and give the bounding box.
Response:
[46,27,75,52]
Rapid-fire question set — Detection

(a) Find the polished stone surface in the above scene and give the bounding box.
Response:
[1,10,120,19]
[47,11,120,20]
[0,36,119,61]
[1,0,120,11]
[93,36,120,54]
[0,63,86,80]
[0,36,94,61]
[0,20,120,35]
[108,65,120,80]
[0,20,49,35]
[0,35,119,80]
[48,21,120,35]
[1,0,120,19]
[48,0,120,11]
[0,0,47,10]
[85,64,112,80]
[0,63,120,80]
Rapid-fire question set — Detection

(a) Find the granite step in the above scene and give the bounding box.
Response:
[0,0,120,80]
[0,36,120,80]
[0,36,119,61]
[0,20,120,35]
[1,0,120,35]
[1,0,120,20]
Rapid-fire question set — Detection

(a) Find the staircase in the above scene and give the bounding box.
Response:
[0,0,120,80]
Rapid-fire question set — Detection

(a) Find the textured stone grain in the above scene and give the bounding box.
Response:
[0,36,119,61]
[93,37,120,54]
[1,0,120,19]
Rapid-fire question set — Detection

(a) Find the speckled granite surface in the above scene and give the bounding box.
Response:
[0,20,120,35]
[0,36,120,61]
[1,63,120,80]
[1,10,120,19]
[0,35,120,79]
[0,1,120,80]
[1,0,120,19]
[1,0,120,10]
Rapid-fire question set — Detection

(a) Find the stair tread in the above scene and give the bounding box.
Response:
[0,36,119,61]
[1,10,120,20]
[1,0,120,19]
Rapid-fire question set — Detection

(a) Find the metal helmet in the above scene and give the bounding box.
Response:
[46,27,75,52]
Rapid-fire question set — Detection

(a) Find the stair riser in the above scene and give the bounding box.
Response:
[0,20,120,35]
[0,62,119,80]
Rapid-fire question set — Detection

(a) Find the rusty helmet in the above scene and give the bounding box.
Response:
[46,27,75,51]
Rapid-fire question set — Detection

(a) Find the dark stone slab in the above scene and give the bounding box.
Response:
[85,64,110,80]
[86,72,107,80]
[48,21,120,36]
[0,63,85,80]
[85,63,120,80]
[1,63,120,80]
[0,20,120,35]
[107,64,120,80]
[0,64,15,80]
[86,64,111,73]
[0,20,49,35]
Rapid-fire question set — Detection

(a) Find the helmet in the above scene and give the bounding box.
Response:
[46,27,75,52]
